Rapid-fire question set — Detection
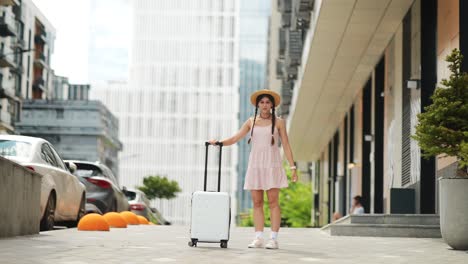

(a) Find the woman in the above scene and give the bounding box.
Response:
[209,89,297,250]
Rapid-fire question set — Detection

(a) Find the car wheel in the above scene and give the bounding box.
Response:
[40,193,56,231]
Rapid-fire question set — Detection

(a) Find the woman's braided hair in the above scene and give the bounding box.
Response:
[248,94,276,146]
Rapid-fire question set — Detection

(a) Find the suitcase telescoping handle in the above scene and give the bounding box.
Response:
[204,141,223,192]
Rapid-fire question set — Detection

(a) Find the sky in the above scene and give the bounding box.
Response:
[32,0,130,84]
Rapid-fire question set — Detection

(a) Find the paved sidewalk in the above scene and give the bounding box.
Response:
[0,226,466,263]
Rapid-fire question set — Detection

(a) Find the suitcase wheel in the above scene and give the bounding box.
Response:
[188,239,198,247]
[220,241,228,248]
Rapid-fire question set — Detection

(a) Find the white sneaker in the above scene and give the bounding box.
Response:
[247,238,264,248]
[265,239,279,249]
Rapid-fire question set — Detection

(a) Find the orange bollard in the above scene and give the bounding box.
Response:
[137,215,149,225]
[103,212,128,228]
[77,213,110,231]
[120,211,140,225]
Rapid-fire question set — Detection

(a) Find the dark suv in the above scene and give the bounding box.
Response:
[67,160,129,214]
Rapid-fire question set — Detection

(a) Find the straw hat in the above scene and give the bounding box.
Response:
[250,89,281,107]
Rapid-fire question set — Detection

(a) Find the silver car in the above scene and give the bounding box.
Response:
[0,135,86,231]
[124,188,170,225]
[67,160,129,214]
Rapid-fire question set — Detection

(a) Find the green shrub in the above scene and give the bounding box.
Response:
[239,166,312,227]
[413,49,468,177]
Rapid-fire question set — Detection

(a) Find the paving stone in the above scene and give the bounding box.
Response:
[0,226,466,263]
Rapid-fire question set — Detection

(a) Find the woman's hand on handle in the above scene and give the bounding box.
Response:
[207,139,218,145]
[207,119,252,147]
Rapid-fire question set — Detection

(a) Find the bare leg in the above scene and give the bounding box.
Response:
[250,190,264,232]
[266,188,280,232]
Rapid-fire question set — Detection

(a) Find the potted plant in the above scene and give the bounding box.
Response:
[413,49,468,250]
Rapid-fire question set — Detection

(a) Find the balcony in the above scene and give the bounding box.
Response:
[33,77,45,91]
[284,29,303,67]
[12,2,21,18]
[281,80,294,105]
[281,13,291,28]
[278,28,286,59]
[0,14,17,37]
[34,52,47,68]
[276,59,284,79]
[278,0,292,13]
[291,0,314,30]
[0,110,13,132]
[11,36,25,49]
[34,30,47,45]
[283,64,298,80]
[280,80,294,116]
[293,0,314,10]
[0,0,20,6]
[11,63,23,75]
[11,22,25,48]
[0,47,15,68]
[0,73,20,101]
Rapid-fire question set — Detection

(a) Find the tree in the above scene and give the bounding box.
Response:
[138,175,182,200]
[413,49,468,177]
[240,166,312,227]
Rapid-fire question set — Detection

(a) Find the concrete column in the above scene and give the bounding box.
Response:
[420,0,437,214]
[460,0,468,72]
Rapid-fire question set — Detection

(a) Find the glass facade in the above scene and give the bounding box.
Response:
[237,0,270,218]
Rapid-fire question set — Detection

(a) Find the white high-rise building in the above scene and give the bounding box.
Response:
[92,0,240,225]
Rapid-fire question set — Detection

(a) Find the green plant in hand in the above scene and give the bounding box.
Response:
[138,175,182,200]
[413,49,468,177]
[240,166,312,227]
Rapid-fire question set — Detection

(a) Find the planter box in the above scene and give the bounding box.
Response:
[439,177,468,250]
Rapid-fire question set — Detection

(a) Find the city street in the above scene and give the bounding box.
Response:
[0,226,466,263]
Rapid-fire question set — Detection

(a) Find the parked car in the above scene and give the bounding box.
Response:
[66,160,129,214]
[0,135,86,231]
[124,188,170,225]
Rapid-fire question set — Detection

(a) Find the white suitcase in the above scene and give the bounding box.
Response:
[189,142,231,248]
